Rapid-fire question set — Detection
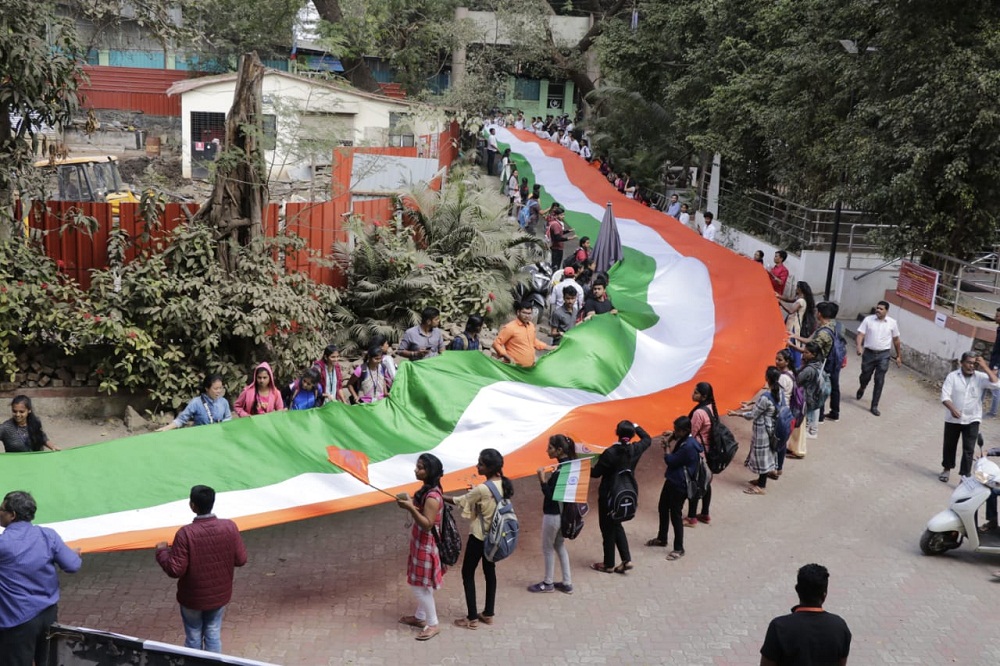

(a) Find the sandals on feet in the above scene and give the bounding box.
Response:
[613,561,633,574]
[415,625,440,641]
[666,550,685,561]
[645,538,668,547]
[453,617,479,630]
[591,562,613,573]
[477,614,494,625]
[399,615,426,629]
[744,485,766,495]
[939,470,950,482]
[979,521,998,534]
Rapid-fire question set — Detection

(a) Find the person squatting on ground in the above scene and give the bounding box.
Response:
[0,396,58,453]
[528,434,577,594]
[734,367,780,495]
[396,453,446,641]
[445,448,513,629]
[686,382,718,524]
[154,485,247,653]
[759,563,852,666]
[855,300,902,417]
[939,352,1000,483]
[647,416,703,562]
[590,421,652,573]
[0,490,81,666]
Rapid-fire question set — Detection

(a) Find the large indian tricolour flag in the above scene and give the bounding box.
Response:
[0,127,785,552]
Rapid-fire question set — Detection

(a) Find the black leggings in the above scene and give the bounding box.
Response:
[460,535,496,620]
[598,504,631,568]
[687,484,712,518]
[657,481,687,552]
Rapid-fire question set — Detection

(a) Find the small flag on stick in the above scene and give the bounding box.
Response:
[327,446,371,485]
[327,446,398,498]
[551,458,591,504]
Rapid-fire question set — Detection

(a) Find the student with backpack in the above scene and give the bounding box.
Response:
[445,449,514,629]
[776,350,806,461]
[647,416,704,561]
[347,346,392,403]
[449,315,483,351]
[731,367,780,495]
[528,434,578,594]
[590,420,652,574]
[795,342,825,441]
[685,382,718,525]
[395,454,446,641]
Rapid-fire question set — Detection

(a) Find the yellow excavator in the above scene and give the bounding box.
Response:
[33,155,139,215]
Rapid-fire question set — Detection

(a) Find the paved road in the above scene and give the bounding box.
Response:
[57,363,1000,664]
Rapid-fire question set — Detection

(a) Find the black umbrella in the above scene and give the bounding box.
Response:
[592,202,623,275]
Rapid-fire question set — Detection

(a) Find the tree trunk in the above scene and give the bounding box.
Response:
[312,0,383,93]
[191,53,267,273]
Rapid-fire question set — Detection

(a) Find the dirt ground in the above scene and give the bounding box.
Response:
[44,414,132,451]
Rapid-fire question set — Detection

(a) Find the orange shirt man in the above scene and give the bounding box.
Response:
[492,305,552,368]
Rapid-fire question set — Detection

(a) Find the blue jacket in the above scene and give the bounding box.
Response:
[664,435,703,489]
[173,394,231,428]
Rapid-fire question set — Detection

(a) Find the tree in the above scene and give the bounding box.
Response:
[331,171,541,352]
[312,0,384,92]
[190,53,268,273]
[184,0,303,66]
[0,3,83,238]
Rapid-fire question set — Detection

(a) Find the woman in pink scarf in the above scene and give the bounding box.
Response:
[234,362,284,416]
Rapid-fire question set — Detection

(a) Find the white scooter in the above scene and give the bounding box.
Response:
[920,445,1000,556]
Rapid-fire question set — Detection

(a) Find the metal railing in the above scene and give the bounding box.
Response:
[918,249,1000,316]
[718,180,884,253]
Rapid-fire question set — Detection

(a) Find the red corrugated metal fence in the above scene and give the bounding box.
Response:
[79,66,190,117]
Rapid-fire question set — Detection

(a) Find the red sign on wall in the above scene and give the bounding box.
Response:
[896,260,939,309]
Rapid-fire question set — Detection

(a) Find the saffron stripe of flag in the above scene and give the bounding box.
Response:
[551,458,591,504]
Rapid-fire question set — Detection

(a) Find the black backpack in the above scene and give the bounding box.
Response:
[560,502,589,539]
[432,501,462,566]
[702,408,740,474]
[607,464,639,522]
[683,451,713,500]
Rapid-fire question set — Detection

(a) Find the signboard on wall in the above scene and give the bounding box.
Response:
[896,260,939,309]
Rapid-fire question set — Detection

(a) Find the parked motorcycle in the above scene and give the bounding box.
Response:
[513,261,553,323]
[920,442,1000,556]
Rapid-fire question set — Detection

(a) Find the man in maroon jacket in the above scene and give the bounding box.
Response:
[156,485,247,653]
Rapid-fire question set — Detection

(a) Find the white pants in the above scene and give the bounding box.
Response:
[541,513,571,585]
[411,585,438,627]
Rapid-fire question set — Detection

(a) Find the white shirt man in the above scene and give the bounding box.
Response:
[855,300,902,416]
[939,353,1000,482]
[569,138,580,154]
[701,212,717,242]
[549,268,584,312]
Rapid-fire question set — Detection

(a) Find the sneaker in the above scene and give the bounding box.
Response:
[553,582,574,595]
[824,413,839,422]
[527,582,554,593]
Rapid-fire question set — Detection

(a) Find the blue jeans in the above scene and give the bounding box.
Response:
[988,388,1000,418]
[180,605,225,653]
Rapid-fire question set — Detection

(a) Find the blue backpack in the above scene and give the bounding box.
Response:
[766,392,795,446]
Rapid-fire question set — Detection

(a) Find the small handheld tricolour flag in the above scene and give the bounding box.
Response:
[327,446,396,498]
[551,458,591,504]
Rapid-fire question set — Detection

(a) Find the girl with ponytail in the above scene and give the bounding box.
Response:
[445,448,512,629]
[590,419,652,573]
[528,434,577,594]
[685,382,717,524]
